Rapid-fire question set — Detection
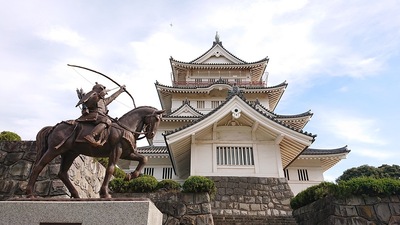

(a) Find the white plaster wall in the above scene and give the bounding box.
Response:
[190,140,283,178]
[288,181,321,196]
[191,143,213,175]
[256,143,281,177]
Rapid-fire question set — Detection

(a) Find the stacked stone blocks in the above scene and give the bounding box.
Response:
[293,195,400,224]
[0,141,106,200]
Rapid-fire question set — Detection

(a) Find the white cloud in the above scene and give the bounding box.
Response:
[354,148,399,161]
[318,111,385,145]
[39,26,84,47]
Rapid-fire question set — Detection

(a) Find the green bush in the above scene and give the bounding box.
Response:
[182,176,216,197]
[0,131,21,141]
[290,181,336,210]
[338,177,400,197]
[127,175,158,193]
[290,178,400,210]
[109,178,129,193]
[156,179,181,191]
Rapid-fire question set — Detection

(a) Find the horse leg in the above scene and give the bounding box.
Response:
[124,152,148,181]
[58,152,80,198]
[100,146,123,198]
[26,150,60,198]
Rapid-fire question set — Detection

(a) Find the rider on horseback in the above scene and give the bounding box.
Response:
[76,82,126,147]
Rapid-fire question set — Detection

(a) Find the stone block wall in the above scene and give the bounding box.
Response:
[0,141,106,200]
[208,176,297,225]
[113,191,214,225]
[293,195,400,224]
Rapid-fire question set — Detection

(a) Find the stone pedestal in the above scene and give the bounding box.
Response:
[0,198,162,225]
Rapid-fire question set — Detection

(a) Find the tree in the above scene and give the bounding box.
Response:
[336,164,400,182]
[0,131,22,141]
[378,164,400,179]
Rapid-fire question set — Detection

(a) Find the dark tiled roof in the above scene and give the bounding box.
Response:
[303,146,350,155]
[155,80,285,91]
[163,91,316,139]
[188,40,248,64]
[167,100,204,117]
[137,146,168,154]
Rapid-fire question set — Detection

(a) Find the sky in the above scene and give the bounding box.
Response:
[1,0,399,181]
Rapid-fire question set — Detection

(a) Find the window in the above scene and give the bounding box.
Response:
[144,167,154,176]
[211,101,220,108]
[234,78,242,84]
[297,169,309,181]
[209,78,216,83]
[195,78,202,83]
[216,146,254,166]
[197,101,205,109]
[284,169,290,180]
[162,167,173,179]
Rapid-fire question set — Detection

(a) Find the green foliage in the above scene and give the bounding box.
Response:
[156,179,181,191]
[109,178,129,193]
[290,178,400,210]
[182,176,216,197]
[336,164,400,182]
[338,177,400,197]
[290,182,336,210]
[0,131,21,141]
[110,175,158,193]
[127,175,158,193]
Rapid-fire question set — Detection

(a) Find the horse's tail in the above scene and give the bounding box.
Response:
[34,126,53,165]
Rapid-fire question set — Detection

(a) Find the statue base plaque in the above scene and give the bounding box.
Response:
[1,198,162,225]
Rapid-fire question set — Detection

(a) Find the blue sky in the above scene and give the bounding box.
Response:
[1,0,399,181]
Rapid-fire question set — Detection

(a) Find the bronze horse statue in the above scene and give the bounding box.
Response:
[26,106,164,198]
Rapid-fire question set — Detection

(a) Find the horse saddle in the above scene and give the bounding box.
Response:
[64,120,109,145]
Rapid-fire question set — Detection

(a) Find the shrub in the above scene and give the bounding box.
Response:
[127,175,158,193]
[109,178,129,193]
[338,177,400,197]
[182,176,216,197]
[290,182,336,210]
[156,179,181,191]
[0,131,21,141]
[290,177,400,210]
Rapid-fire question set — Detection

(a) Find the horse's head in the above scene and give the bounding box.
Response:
[143,109,165,143]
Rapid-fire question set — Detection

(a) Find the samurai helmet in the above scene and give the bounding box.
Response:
[92,82,106,93]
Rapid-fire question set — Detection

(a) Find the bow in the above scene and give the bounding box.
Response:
[67,64,136,108]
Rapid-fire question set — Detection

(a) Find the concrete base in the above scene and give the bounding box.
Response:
[0,198,162,225]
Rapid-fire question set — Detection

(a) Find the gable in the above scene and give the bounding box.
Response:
[191,45,245,64]
[165,95,315,177]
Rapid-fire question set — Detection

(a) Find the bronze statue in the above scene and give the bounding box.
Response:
[26,86,164,198]
[76,83,125,147]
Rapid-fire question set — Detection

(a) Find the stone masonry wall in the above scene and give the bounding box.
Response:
[208,176,297,225]
[114,192,214,225]
[293,195,400,225]
[0,141,106,200]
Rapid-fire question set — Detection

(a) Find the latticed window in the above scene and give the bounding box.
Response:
[284,169,290,180]
[211,101,220,108]
[297,169,309,181]
[162,167,173,179]
[144,167,154,176]
[197,101,205,108]
[209,78,216,83]
[195,78,202,83]
[234,78,242,84]
[216,146,254,166]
